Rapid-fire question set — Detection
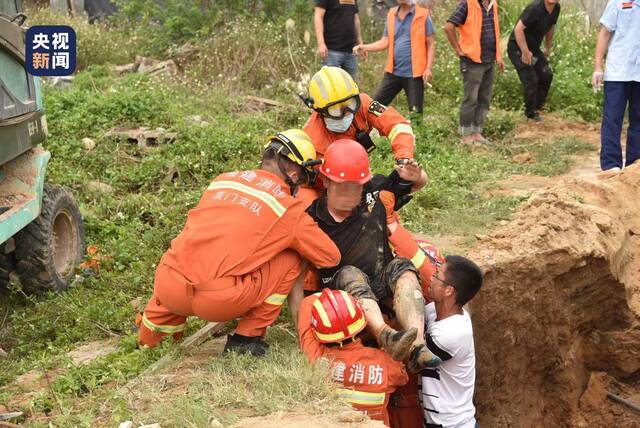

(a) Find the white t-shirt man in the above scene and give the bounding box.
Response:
[420,302,477,428]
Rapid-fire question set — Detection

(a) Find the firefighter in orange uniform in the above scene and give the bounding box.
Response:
[301,66,416,164]
[137,129,341,356]
[298,288,409,426]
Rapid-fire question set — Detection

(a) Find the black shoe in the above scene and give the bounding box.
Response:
[528,112,543,123]
[223,333,269,357]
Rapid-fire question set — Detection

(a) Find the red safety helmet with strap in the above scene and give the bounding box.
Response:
[320,139,372,184]
[310,288,367,344]
[416,240,445,269]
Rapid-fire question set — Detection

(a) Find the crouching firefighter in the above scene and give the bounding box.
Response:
[137,129,341,356]
[298,288,408,426]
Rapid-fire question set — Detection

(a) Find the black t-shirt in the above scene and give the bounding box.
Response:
[307,171,413,286]
[315,0,359,52]
[508,0,560,54]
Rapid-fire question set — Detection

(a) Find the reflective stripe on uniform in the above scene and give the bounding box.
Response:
[264,293,287,306]
[411,248,427,269]
[337,388,386,406]
[208,181,286,217]
[388,123,414,143]
[141,313,186,334]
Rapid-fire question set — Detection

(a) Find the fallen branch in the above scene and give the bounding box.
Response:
[117,322,227,398]
[607,392,640,414]
[0,412,23,421]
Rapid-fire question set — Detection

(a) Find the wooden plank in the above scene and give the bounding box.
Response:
[180,322,225,349]
[245,95,286,108]
[607,392,640,413]
[117,322,226,397]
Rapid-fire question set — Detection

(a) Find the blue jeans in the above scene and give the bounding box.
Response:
[600,81,640,170]
[323,49,358,80]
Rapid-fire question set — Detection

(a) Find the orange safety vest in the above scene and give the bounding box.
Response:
[385,6,430,78]
[458,0,502,63]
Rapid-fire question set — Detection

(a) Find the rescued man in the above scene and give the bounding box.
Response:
[304,138,433,368]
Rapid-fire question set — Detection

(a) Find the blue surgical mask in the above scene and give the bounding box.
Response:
[324,112,354,134]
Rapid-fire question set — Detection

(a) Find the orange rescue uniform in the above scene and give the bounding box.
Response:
[385,6,431,78]
[388,224,436,301]
[458,0,502,64]
[303,93,415,161]
[138,169,341,347]
[298,294,409,426]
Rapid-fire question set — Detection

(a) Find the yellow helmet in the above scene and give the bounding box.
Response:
[307,66,359,111]
[264,129,317,168]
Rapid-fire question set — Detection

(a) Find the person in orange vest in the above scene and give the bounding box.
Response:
[136,129,341,356]
[298,288,409,426]
[301,66,415,164]
[353,0,436,117]
[444,0,504,146]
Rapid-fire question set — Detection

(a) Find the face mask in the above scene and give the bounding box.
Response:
[324,112,354,134]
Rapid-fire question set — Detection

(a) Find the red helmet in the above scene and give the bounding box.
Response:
[310,288,367,344]
[320,139,372,184]
[416,240,445,269]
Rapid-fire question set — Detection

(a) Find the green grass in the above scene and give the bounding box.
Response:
[0,4,603,425]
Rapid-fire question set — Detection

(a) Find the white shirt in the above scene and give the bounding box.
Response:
[420,302,477,428]
[600,0,640,82]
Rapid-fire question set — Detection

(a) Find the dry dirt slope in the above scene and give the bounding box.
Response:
[469,162,640,427]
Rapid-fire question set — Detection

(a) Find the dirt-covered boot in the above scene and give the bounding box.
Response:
[407,343,438,374]
[376,325,417,361]
[223,333,269,357]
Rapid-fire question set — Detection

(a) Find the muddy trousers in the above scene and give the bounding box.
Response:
[138,250,302,347]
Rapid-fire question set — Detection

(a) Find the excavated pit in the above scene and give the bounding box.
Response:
[469,163,640,427]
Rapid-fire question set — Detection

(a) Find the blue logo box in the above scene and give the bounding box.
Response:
[26,25,76,76]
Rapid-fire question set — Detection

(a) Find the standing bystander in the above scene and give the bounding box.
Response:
[444,0,504,145]
[507,0,561,122]
[592,0,640,172]
[314,0,363,80]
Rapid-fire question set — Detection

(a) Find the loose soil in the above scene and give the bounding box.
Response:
[487,116,603,198]
[470,162,640,427]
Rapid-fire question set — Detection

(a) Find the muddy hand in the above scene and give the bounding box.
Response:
[395,159,422,182]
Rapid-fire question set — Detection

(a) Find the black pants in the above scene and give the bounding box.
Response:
[507,43,553,118]
[374,72,424,114]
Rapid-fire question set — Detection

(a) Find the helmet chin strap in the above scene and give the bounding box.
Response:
[276,156,301,196]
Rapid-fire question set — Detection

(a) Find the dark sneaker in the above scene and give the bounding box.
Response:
[223,333,269,357]
[377,325,418,361]
[528,113,543,123]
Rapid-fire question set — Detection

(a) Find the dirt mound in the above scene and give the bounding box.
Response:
[469,163,640,427]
